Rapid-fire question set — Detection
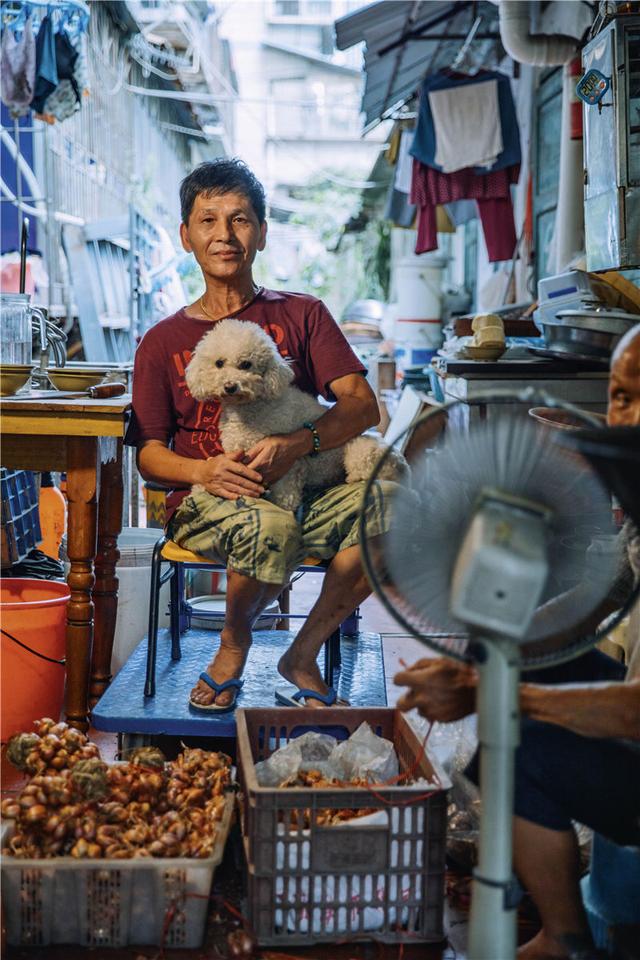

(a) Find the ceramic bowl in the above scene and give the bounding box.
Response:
[0,364,33,397]
[47,368,106,391]
[528,407,606,432]
[463,344,506,361]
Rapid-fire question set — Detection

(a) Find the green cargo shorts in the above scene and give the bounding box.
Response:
[168,480,399,586]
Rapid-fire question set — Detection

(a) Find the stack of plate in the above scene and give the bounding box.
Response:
[532,306,640,363]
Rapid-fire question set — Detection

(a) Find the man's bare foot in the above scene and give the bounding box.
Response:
[277,650,334,707]
[190,632,250,707]
[517,930,598,960]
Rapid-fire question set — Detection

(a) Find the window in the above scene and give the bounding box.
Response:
[271,0,333,22]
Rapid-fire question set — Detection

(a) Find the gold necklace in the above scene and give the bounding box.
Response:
[199,284,259,321]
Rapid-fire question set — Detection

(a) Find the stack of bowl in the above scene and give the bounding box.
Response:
[538,305,639,364]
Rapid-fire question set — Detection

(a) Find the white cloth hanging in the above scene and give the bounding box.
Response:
[394,128,415,194]
[429,79,503,174]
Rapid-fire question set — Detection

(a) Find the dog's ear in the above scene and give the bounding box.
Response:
[185,347,211,400]
[262,357,294,399]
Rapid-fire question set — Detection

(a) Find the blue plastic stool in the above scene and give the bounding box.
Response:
[581,833,640,950]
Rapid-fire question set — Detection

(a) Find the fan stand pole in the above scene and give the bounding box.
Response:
[468,636,521,960]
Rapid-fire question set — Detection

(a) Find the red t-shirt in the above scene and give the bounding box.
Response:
[127,287,366,521]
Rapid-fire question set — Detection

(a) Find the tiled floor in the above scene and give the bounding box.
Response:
[0,576,513,960]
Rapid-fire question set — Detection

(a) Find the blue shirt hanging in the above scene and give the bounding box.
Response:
[411,71,521,175]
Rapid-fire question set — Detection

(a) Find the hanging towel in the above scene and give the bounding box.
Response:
[429,79,502,173]
[0,17,36,116]
[30,15,58,113]
[411,71,521,174]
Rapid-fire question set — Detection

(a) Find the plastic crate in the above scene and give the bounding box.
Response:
[236,707,448,947]
[1,793,234,948]
[1,469,41,568]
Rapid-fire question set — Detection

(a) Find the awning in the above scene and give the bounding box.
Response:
[335,1,504,129]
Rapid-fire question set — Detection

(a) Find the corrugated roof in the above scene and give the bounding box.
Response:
[335,0,504,128]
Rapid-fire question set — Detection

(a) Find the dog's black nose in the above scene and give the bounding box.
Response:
[224,383,238,394]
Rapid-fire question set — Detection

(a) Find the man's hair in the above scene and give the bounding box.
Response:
[179,159,267,225]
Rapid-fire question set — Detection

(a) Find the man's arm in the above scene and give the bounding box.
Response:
[137,440,266,500]
[520,680,640,739]
[394,657,640,740]
[244,372,380,485]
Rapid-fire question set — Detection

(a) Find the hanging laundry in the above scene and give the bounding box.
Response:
[430,79,502,173]
[394,128,414,194]
[411,71,521,174]
[70,29,89,98]
[0,16,36,116]
[37,25,80,123]
[445,199,478,226]
[384,181,416,228]
[30,15,57,113]
[410,158,518,262]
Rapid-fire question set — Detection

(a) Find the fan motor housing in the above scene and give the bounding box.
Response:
[451,493,550,641]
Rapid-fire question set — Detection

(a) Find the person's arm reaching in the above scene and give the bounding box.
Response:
[520,680,640,740]
[394,657,640,740]
[137,440,266,500]
[243,372,379,485]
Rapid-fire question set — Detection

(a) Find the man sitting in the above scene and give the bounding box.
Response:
[129,158,397,711]
[394,324,640,960]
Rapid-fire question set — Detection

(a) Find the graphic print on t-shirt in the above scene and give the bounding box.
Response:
[172,347,223,458]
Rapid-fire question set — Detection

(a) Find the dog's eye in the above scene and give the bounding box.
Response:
[238,360,252,370]
[215,359,225,368]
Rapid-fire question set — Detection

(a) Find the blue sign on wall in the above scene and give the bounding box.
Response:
[576,69,611,106]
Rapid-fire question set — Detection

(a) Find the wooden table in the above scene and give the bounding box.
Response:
[1,394,131,730]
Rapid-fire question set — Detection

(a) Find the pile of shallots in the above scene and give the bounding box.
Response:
[1,718,232,860]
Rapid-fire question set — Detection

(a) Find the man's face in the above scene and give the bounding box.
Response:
[607,329,640,427]
[180,190,267,283]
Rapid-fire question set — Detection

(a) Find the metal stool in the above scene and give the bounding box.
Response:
[144,536,353,697]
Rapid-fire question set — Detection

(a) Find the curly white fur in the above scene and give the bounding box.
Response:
[185,317,408,511]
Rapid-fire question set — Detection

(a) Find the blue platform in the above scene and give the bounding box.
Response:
[92,629,387,738]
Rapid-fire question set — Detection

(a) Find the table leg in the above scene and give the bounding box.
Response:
[90,439,124,708]
[64,437,99,731]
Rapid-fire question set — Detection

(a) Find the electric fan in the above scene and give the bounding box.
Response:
[359,389,639,960]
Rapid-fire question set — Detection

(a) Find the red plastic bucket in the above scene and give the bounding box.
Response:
[1,578,70,741]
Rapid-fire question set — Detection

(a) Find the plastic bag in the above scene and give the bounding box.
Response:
[255,732,336,787]
[329,722,399,783]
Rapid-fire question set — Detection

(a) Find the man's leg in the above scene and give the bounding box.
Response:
[170,491,302,707]
[506,719,640,958]
[514,817,592,960]
[278,479,399,705]
[190,572,285,706]
[278,541,374,703]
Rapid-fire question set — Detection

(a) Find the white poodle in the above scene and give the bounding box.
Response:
[185,317,408,511]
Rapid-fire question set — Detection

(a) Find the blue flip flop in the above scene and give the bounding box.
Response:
[189,673,244,713]
[275,686,350,707]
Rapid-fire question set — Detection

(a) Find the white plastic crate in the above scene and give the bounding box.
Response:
[1,794,234,948]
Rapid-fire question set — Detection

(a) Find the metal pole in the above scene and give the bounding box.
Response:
[468,636,521,960]
[13,117,23,238]
[42,124,55,316]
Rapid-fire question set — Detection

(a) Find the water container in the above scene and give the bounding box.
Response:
[1,578,70,739]
[393,255,446,370]
[111,527,170,675]
[0,293,43,365]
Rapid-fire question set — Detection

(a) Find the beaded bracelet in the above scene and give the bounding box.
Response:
[302,421,321,457]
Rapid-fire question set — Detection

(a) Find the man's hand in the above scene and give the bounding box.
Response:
[394,657,477,722]
[244,433,309,485]
[194,449,266,500]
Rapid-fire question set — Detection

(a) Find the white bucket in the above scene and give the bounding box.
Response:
[189,595,280,631]
[111,527,170,675]
[393,255,445,369]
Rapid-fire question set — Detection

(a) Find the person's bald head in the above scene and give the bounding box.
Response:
[607,323,640,427]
